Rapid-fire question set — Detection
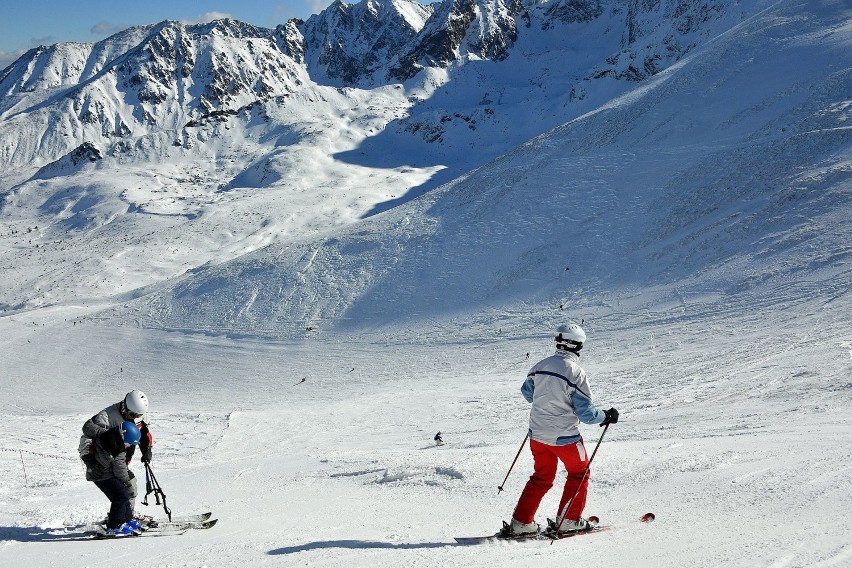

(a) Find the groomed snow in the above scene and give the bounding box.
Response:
[1,286,850,566]
[1,1,851,567]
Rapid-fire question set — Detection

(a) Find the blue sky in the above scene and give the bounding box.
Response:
[0,0,333,70]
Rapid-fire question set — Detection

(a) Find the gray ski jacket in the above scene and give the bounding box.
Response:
[84,429,133,484]
[78,402,145,458]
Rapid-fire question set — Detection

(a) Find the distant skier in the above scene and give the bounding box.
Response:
[434,432,444,446]
[505,324,618,537]
[82,420,143,536]
[78,390,153,525]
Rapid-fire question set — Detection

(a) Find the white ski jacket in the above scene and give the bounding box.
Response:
[521,350,605,445]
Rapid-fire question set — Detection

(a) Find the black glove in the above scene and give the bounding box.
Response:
[128,469,135,480]
[141,446,152,463]
[601,407,619,426]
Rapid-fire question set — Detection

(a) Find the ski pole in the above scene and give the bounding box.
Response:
[497,432,530,494]
[551,423,610,541]
[144,462,172,521]
[142,464,153,506]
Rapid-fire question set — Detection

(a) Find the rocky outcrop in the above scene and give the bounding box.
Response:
[34,142,102,178]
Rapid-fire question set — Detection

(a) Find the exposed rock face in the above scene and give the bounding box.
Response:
[389,0,524,82]
[541,0,604,28]
[298,0,432,86]
[0,0,752,170]
[602,0,735,81]
[34,142,103,179]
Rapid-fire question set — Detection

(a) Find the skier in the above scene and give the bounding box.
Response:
[83,420,144,536]
[434,432,444,446]
[78,390,153,521]
[505,324,618,537]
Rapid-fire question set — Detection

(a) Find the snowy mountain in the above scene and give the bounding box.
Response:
[103,0,852,339]
[296,0,434,85]
[0,0,761,172]
[386,0,524,82]
[1,1,851,566]
[0,0,775,315]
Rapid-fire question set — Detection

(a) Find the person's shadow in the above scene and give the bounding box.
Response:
[269,539,456,554]
[0,525,96,542]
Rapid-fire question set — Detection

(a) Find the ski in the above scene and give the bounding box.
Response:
[93,531,141,540]
[544,525,609,541]
[86,514,216,539]
[145,519,217,532]
[455,514,653,545]
[93,529,187,539]
[91,520,216,539]
[455,525,605,545]
[64,511,213,533]
[454,534,540,545]
[454,519,602,545]
[171,511,213,523]
[142,511,213,525]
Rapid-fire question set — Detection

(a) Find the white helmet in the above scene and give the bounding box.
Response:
[124,389,149,416]
[555,324,586,351]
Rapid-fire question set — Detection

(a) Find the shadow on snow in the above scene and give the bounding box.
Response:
[268,539,455,554]
[0,526,95,542]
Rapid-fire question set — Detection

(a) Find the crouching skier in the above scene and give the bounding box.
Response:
[78,390,154,529]
[82,421,143,536]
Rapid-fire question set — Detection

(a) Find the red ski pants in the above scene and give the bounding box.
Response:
[513,438,590,524]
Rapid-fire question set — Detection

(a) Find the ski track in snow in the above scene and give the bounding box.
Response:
[1,2,852,567]
[1,287,850,566]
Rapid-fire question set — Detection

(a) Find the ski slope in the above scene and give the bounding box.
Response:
[2,286,850,567]
[1,1,851,567]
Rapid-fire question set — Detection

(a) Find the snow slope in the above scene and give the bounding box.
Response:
[106,0,852,338]
[0,0,774,315]
[1,1,851,568]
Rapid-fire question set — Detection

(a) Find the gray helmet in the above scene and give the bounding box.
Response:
[555,324,585,352]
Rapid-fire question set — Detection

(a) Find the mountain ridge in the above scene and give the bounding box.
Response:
[2,0,849,337]
[101,0,852,337]
[0,0,762,172]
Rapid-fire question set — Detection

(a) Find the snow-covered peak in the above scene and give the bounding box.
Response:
[387,0,436,29]
[298,0,434,86]
[0,19,310,172]
[0,0,825,319]
[0,25,152,99]
[0,44,94,95]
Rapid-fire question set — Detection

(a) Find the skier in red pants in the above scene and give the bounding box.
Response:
[507,324,618,536]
